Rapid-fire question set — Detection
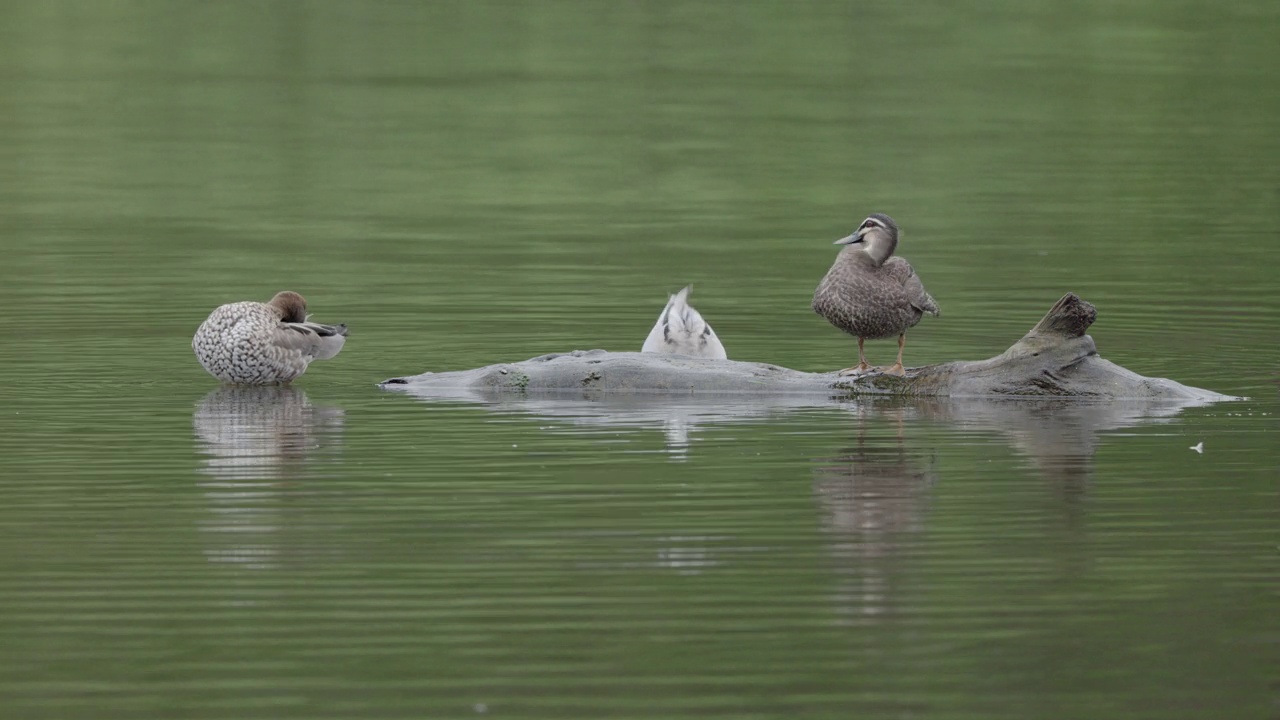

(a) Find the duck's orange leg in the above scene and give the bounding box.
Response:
[882,334,907,376]
[838,337,874,376]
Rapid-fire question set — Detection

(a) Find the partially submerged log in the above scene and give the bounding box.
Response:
[381,294,1235,401]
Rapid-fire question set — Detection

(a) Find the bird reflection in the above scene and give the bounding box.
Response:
[386,386,1218,593]
[813,403,937,622]
[385,385,848,459]
[192,386,344,570]
[389,384,1214,472]
[194,385,345,480]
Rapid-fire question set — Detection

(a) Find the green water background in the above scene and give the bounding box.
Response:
[0,2,1276,718]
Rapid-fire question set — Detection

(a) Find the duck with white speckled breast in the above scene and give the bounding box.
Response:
[193,291,348,385]
[812,213,940,376]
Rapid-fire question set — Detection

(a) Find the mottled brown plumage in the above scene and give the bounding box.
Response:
[812,213,939,376]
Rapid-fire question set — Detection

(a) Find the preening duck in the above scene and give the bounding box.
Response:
[193,291,348,384]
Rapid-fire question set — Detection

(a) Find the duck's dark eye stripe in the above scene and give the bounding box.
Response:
[862,218,884,229]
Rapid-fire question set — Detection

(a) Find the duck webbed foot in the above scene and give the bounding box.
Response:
[837,362,875,376]
[837,338,874,376]
[881,362,906,377]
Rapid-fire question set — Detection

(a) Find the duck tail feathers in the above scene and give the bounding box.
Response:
[641,285,728,360]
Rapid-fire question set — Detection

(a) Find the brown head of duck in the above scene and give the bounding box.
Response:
[267,291,309,323]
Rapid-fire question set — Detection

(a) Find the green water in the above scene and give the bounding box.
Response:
[0,2,1277,718]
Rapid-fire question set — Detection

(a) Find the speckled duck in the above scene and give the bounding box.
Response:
[812,213,939,376]
[641,285,727,360]
[193,291,348,384]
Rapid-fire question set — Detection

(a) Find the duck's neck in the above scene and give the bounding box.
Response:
[841,245,887,269]
[863,234,897,266]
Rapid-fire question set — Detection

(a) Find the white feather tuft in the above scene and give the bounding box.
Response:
[641,286,728,360]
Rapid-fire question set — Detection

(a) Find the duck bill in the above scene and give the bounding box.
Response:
[834,232,864,245]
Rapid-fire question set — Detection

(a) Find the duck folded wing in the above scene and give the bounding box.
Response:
[883,257,940,317]
[277,322,348,360]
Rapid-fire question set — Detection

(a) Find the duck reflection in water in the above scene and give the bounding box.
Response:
[813,402,938,623]
[387,385,1216,595]
[192,385,345,569]
[811,397,1205,621]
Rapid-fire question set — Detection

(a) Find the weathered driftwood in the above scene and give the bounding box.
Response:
[381,294,1234,401]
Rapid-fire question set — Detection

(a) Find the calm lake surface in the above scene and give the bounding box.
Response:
[0,2,1277,718]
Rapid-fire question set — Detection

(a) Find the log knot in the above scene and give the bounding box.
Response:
[1027,293,1096,339]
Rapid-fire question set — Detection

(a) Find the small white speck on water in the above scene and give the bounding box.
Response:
[512,444,518,448]
[474,703,488,714]
[1190,441,1204,454]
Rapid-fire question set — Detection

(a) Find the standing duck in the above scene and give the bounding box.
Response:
[812,213,939,376]
[641,285,728,360]
[193,291,348,384]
